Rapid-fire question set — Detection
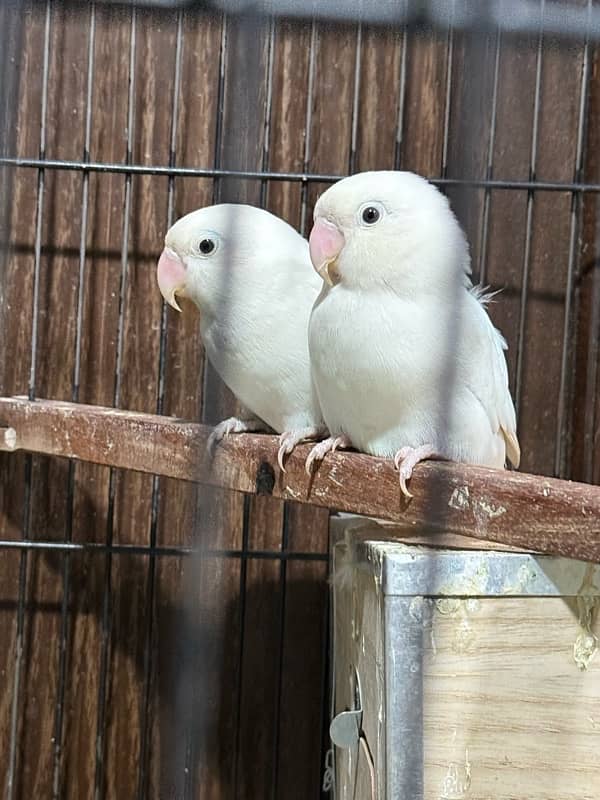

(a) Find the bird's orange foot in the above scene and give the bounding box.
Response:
[207,416,268,455]
[305,434,352,476]
[393,444,438,498]
[277,425,329,472]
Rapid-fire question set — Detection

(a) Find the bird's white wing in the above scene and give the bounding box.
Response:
[463,289,521,467]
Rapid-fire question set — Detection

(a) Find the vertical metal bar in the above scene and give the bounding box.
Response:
[176,12,230,797]
[440,5,455,180]
[260,23,285,790]
[28,4,51,402]
[320,527,335,799]
[300,20,317,236]
[232,496,252,797]
[514,0,545,416]
[5,5,51,798]
[477,26,502,285]
[166,14,185,229]
[348,22,362,176]
[113,15,137,413]
[259,17,275,208]
[259,21,286,788]
[393,2,408,170]
[52,6,96,797]
[554,0,592,478]
[94,8,137,799]
[202,13,228,412]
[269,505,290,800]
[316,525,334,797]
[225,15,274,797]
[5,466,32,800]
[211,15,228,207]
[583,216,600,483]
[137,10,184,799]
[212,18,295,796]
[72,8,96,406]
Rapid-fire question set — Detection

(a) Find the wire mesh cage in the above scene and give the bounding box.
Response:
[1,0,600,798]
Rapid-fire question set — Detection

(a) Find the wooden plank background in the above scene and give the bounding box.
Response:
[0,2,599,798]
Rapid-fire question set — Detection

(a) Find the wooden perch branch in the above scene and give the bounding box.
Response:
[1,396,599,563]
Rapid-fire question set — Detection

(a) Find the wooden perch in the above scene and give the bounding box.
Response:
[0,396,599,563]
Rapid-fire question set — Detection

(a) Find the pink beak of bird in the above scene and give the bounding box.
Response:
[309,218,345,286]
[157,247,187,312]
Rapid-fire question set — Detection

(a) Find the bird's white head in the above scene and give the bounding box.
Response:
[157,203,281,317]
[309,171,470,295]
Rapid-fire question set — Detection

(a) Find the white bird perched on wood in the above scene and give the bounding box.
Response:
[157,203,326,465]
[306,170,520,496]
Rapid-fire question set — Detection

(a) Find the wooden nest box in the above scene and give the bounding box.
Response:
[330,517,600,800]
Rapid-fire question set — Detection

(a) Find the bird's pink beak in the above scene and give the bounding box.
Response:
[157,247,187,312]
[309,218,345,286]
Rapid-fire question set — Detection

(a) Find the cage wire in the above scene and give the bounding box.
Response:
[0,0,599,798]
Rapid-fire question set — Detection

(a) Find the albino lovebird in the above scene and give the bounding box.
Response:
[306,170,520,496]
[157,203,326,465]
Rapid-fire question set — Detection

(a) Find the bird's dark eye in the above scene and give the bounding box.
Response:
[198,238,215,255]
[362,206,380,225]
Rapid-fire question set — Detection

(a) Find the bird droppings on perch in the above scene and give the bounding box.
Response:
[448,486,470,511]
[1,396,600,562]
[449,486,508,521]
[1,427,17,450]
[574,599,598,671]
[574,565,600,671]
[501,563,540,595]
[437,561,491,598]
[440,746,472,800]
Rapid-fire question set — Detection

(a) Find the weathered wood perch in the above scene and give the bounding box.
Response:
[0,396,599,563]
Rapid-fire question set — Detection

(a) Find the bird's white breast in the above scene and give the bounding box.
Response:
[309,285,505,465]
[201,280,320,433]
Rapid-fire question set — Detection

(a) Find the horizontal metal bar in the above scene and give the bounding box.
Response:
[1,397,600,562]
[0,539,328,560]
[2,156,600,193]
[0,156,338,183]
[71,0,600,43]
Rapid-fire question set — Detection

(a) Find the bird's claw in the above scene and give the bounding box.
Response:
[277,434,294,473]
[392,444,437,498]
[304,444,324,476]
[398,470,414,499]
[393,446,412,472]
[207,419,237,455]
[277,425,329,472]
[304,434,351,476]
[207,416,264,456]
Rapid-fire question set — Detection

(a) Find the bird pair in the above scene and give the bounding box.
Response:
[156,170,520,497]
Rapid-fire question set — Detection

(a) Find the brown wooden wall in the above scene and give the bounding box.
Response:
[0,2,599,798]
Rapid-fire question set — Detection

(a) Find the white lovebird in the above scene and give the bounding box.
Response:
[157,203,326,466]
[306,170,520,496]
